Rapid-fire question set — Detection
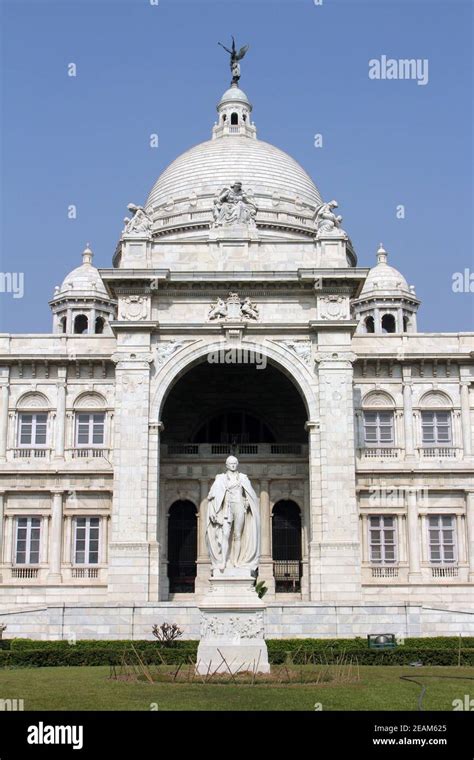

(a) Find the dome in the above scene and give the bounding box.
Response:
[56,246,108,298]
[146,137,322,213]
[142,83,324,240]
[218,85,251,105]
[360,245,410,295]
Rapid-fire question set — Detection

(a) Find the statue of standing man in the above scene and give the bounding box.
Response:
[206,456,260,573]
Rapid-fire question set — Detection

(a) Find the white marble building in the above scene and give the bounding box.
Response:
[0,80,473,640]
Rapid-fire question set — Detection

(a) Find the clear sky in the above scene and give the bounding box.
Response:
[0,0,473,333]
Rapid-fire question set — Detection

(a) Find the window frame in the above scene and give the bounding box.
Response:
[17,412,48,448]
[73,516,101,566]
[74,412,106,448]
[368,515,398,565]
[14,516,41,565]
[363,409,395,446]
[421,410,452,446]
[428,514,457,565]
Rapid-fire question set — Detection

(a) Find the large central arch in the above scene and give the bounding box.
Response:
[150,339,318,422]
[151,338,316,602]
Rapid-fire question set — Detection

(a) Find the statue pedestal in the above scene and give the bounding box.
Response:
[196,573,270,675]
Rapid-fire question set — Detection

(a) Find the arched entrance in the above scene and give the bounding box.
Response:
[167,500,197,593]
[154,345,315,600]
[272,500,302,592]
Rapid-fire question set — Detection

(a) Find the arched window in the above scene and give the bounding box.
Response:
[361,391,396,447]
[419,392,453,447]
[193,411,275,444]
[381,314,396,333]
[222,113,227,122]
[60,316,67,334]
[403,315,409,332]
[16,393,51,450]
[272,500,302,592]
[365,316,375,333]
[95,316,105,334]
[73,392,107,452]
[168,501,197,593]
[231,112,239,125]
[74,314,88,334]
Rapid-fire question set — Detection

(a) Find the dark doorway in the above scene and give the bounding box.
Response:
[272,500,302,592]
[167,500,197,593]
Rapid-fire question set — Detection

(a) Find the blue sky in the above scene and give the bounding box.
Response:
[0,0,472,333]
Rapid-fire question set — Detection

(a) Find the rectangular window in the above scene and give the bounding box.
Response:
[363,411,394,445]
[369,515,397,564]
[428,515,456,564]
[15,517,41,564]
[421,411,452,445]
[74,517,100,565]
[75,413,105,447]
[18,413,47,446]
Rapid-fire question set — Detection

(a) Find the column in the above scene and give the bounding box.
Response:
[195,478,211,595]
[0,492,4,581]
[360,513,368,564]
[460,383,472,457]
[48,491,63,582]
[4,515,13,566]
[258,479,275,598]
[0,377,9,460]
[407,489,421,581]
[313,352,361,602]
[198,479,208,560]
[89,308,96,335]
[373,307,381,333]
[466,492,474,582]
[402,368,415,459]
[108,350,152,601]
[456,513,466,565]
[397,308,404,333]
[147,421,162,602]
[54,373,67,458]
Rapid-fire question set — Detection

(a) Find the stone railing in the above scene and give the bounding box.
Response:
[357,447,403,460]
[11,448,52,460]
[431,566,459,578]
[162,443,308,459]
[68,448,111,461]
[151,204,315,237]
[418,447,460,459]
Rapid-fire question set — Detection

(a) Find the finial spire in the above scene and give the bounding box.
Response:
[377,243,388,264]
[218,36,249,86]
[82,243,93,265]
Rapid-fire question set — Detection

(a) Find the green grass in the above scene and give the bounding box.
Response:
[0,665,473,710]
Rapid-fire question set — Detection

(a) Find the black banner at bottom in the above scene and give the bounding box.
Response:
[0,711,472,758]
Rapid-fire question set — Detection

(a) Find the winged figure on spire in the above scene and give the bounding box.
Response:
[218,36,250,86]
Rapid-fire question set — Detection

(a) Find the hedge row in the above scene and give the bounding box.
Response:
[10,636,474,652]
[0,647,198,668]
[267,647,474,666]
[9,638,198,652]
[1,645,474,668]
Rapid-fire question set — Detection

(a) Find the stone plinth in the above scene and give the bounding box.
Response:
[196,573,270,674]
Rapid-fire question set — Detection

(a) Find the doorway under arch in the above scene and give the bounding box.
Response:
[272,500,302,593]
[167,500,197,593]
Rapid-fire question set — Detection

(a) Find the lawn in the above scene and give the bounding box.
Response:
[0,665,473,710]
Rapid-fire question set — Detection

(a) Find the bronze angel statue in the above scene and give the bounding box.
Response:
[218,36,250,86]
